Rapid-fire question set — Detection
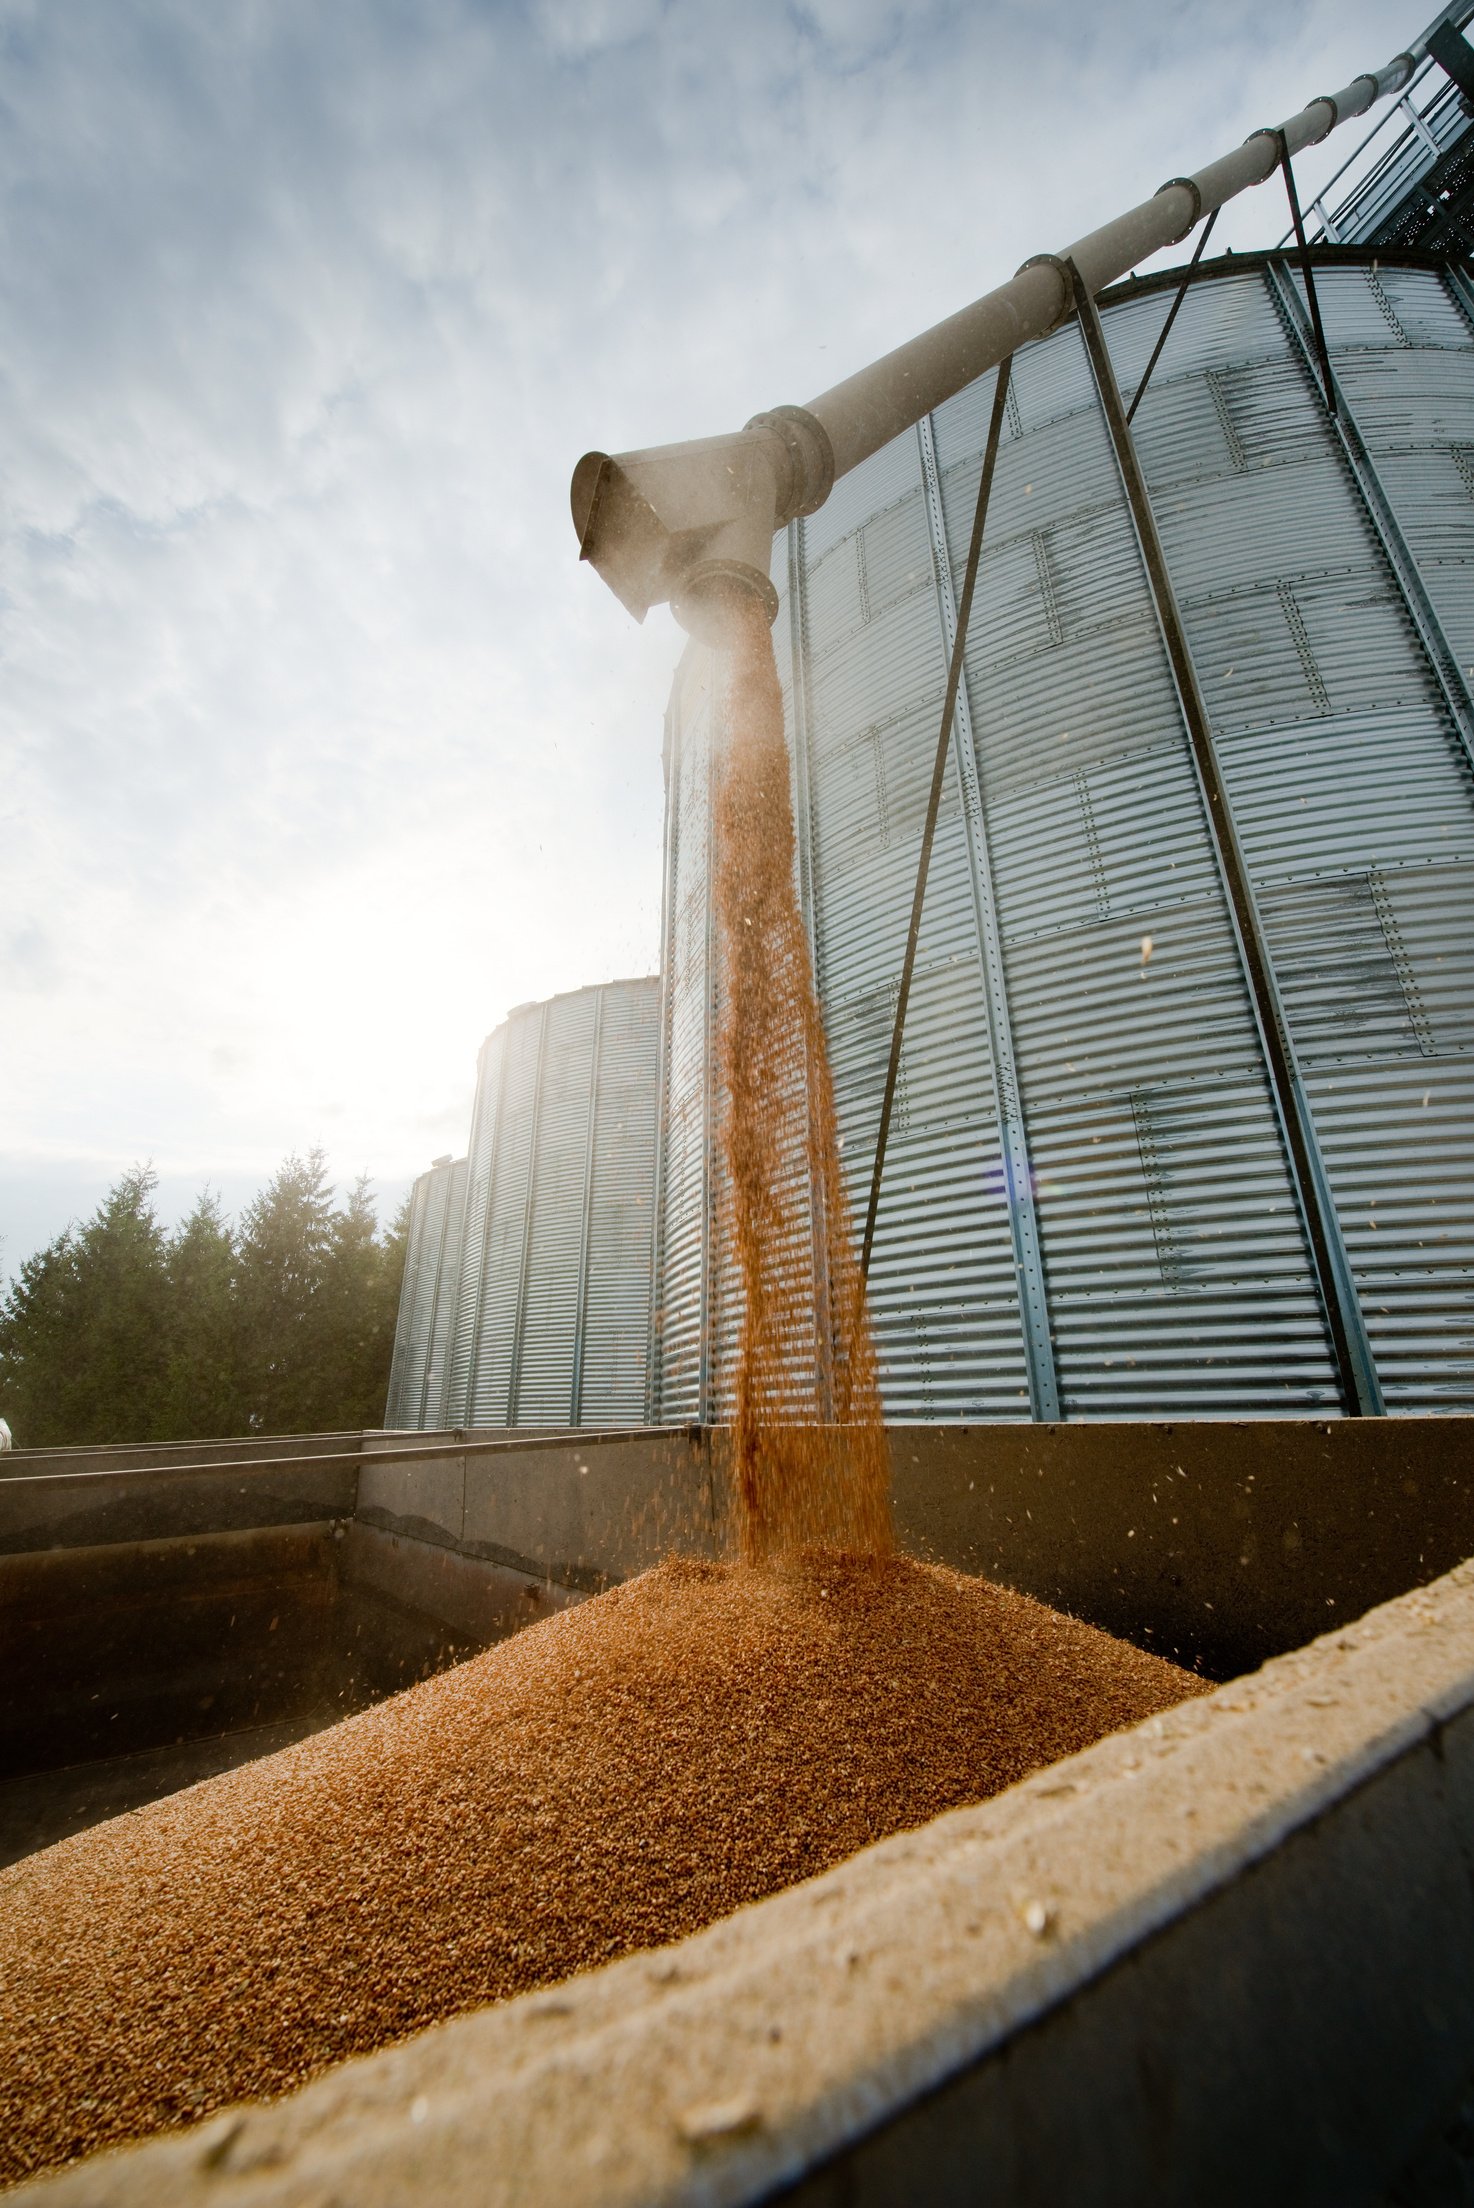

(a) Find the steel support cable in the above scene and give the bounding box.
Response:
[1066,257,1384,1418]
[1273,129,1339,416]
[1125,208,1220,425]
[860,358,1013,1282]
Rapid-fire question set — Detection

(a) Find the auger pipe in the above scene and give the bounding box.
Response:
[572,37,1418,639]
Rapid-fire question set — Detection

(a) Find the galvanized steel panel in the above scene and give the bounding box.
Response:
[438,981,659,1430]
[651,256,1474,1420]
[580,979,661,1423]
[384,1155,467,1430]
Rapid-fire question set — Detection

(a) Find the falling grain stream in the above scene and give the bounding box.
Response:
[0,614,1207,2187]
[713,595,890,1562]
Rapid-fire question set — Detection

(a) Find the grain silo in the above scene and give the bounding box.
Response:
[651,241,1474,1425]
[438,976,661,1429]
[384,1153,468,1429]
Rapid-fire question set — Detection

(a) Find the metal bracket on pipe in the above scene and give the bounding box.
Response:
[1125,207,1219,425]
[1273,130,1338,418]
[744,404,835,524]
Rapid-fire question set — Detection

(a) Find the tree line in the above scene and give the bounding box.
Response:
[0,1153,408,1450]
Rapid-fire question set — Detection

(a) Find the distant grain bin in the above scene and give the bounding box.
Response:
[415,977,662,1430]
[385,1154,467,1429]
[654,249,1474,1424]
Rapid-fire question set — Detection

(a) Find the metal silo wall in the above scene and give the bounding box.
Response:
[652,655,718,1420]
[652,546,833,1424]
[385,1156,466,1429]
[653,253,1474,1419]
[385,1171,434,1428]
[934,283,1341,1416]
[579,978,662,1423]
[790,437,1036,1418]
[444,980,660,1429]
[1213,258,1474,1410]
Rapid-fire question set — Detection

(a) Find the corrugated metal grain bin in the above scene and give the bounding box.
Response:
[384,1155,467,1429]
[654,249,1474,1425]
[440,977,661,1429]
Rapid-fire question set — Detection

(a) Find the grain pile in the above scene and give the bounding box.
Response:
[713,596,890,1561]
[1,606,1202,2191]
[0,1551,1205,2186]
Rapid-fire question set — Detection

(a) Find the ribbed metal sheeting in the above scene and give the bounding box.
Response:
[441,977,660,1429]
[652,663,717,1420]
[654,252,1474,1420]
[384,1155,467,1429]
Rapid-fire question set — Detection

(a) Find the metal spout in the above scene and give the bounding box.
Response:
[570,405,835,636]
[571,20,1432,630]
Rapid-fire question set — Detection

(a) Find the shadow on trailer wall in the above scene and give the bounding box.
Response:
[2,1417,1472,1867]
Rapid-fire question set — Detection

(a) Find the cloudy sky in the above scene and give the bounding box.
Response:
[0,0,1409,1275]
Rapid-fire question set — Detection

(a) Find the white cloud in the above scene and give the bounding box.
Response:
[0,0,1412,1268]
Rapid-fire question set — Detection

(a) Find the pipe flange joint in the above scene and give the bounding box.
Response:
[1155,175,1203,246]
[1307,93,1340,140]
[744,404,836,526]
[1243,123,1287,178]
[671,557,780,643]
[1015,252,1074,332]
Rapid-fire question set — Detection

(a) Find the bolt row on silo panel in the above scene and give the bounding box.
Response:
[384,1156,467,1429]
[652,249,1474,1421]
[442,978,661,1430]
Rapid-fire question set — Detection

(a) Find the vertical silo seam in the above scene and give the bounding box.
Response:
[426,1159,468,1429]
[1265,257,1474,773]
[385,1158,467,1431]
[1071,264,1384,1417]
[446,1043,489,1427]
[414,1176,446,1428]
[1367,867,1440,1055]
[417,1168,453,1426]
[916,408,1061,1421]
[569,986,605,1424]
[506,1002,550,1426]
[461,1030,512,1427]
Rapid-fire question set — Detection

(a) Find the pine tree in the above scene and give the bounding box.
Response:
[0,1156,411,1447]
[315,1176,405,1430]
[0,1167,170,1447]
[234,1149,337,1435]
[160,1192,243,1439]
